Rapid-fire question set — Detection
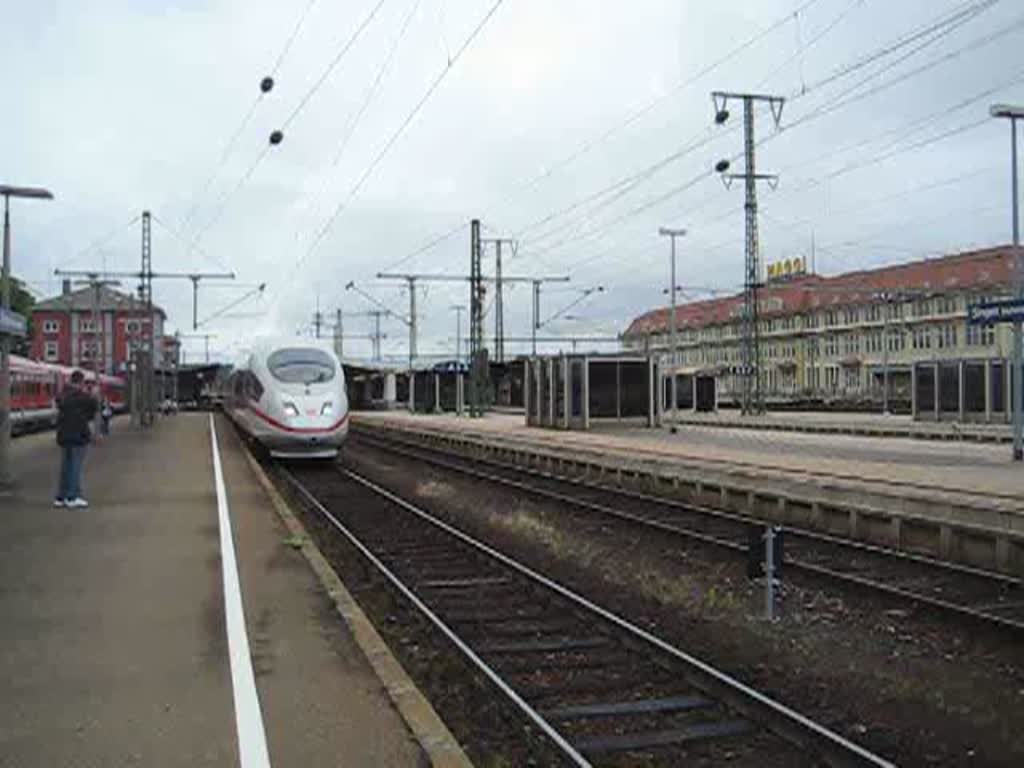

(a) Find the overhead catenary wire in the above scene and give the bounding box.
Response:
[54,213,141,272]
[302,0,423,229]
[756,0,868,91]
[798,0,1001,96]
[150,213,233,273]
[512,4,1004,272]
[377,0,828,274]
[188,143,273,250]
[378,0,999,277]
[286,0,509,283]
[179,0,320,235]
[279,0,389,131]
[516,1,1016,274]
[783,8,1024,134]
[187,0,386,252]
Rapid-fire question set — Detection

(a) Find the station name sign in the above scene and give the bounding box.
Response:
[0,307,27,337]
[967,299,1024,326]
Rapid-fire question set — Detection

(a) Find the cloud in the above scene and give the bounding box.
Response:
[4,0,1023,363]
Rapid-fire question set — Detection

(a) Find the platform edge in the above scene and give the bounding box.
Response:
[240,445,474,768]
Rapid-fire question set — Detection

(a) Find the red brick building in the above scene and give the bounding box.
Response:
[623,245,1021,420]
[30,282,166,376]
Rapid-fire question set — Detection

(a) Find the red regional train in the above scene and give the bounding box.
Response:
[9,354,127,435]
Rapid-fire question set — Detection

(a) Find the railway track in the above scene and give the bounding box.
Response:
[352,426,1024,635]
[278,461,894,767]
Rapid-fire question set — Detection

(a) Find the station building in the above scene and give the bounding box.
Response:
[30,281,167,376]
[622,245,1020,422]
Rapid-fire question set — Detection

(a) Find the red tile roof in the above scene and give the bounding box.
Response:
[623,245,1019,338]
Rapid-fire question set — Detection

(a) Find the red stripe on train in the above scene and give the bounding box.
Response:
[244,405,349,434]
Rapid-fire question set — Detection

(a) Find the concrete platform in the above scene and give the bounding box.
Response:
[354,411,1024,575]
[0,413,439,767]
[668,409,1013,443]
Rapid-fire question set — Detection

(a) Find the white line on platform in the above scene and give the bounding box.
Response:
[209,414,272,768]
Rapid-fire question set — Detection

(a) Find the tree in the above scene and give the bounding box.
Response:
[9,276,35,356]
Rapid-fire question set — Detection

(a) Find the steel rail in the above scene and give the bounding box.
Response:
[345,465,894,767]
[355,425,1023,585]
[276,466,592,767]
[282,461,895,767]
[355,428,1024,635]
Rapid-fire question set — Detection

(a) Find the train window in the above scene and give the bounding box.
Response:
[245,372,264,401]
[267,348,335,384]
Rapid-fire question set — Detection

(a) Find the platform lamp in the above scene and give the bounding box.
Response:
[991,105,1024,460]
[0,185,54,492]
[990,104,1024,461]
[658,226,687,432]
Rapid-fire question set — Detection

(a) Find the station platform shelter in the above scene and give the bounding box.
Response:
[912,357,1022,423]
[524,353,661,429]
[0,414,463,766]
[662,367,719,414]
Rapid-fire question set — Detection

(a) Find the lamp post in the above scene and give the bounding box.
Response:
[1,185,54,491]
[659,227,687,429]
[990,104,1023,461]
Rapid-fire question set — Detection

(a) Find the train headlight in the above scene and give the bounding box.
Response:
[282,401,299,417]
[321,402,334,416]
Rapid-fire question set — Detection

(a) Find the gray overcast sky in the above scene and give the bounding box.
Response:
[4,0,1023,363]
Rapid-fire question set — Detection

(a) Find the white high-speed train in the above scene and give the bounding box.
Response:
[224,338,349,459]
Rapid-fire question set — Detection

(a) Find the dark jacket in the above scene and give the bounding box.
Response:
[56,388,98,447]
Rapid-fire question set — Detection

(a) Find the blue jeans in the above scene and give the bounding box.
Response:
[57,445,87,501]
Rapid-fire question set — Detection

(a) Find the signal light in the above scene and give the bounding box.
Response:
[260,76,274,94]
[715,109,730,125]
[715,159,731,174]
[269,130,284,146]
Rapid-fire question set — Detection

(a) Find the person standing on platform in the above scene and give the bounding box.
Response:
[100,398,112,436]
[54,370,98,508]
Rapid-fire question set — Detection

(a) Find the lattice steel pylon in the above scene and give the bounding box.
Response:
[468,219,486,417]
[140,210,154,427]
[712,91,784,416]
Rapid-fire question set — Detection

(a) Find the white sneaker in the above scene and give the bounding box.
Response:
[67,498,89,508]
[53,499,66,508]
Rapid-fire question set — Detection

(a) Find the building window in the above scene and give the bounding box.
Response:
[825,310,838,327]
[865,330,883,353]
[80,318,97,333]
[886,302,903,320]
[44,341,59,361]
[887,329,905,352]
[865,304,882,323]
[843,308,858,325]
[825,366,839,392]
[938,296,957,314]
[912,327,932,350]
[936,324,957,349]
[824,335,838,357]
[843,334,860,355]
[43,319,60,334]
[844,367,860,390]
[914,299,933,318]
[966,324,995,347]
[124,320,142,334]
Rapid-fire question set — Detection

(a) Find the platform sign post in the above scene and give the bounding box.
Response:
[765,526,776,622]
[1,184,54,492]
[969,296,1024,460]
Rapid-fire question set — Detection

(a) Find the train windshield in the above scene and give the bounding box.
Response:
[267,348,336,384]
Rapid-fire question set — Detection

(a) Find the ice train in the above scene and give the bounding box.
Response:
[223,338,349,459]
